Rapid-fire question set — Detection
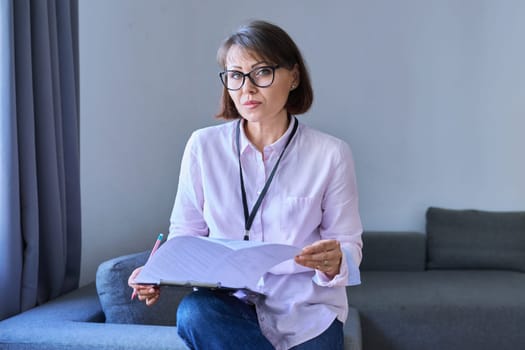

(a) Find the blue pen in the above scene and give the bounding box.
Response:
[131,233,164,300]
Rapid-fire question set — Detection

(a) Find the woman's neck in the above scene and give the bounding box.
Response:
[244,114,290,153]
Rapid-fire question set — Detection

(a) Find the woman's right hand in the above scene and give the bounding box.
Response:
[128,266,161,306]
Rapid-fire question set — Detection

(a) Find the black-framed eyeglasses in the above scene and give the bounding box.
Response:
[219,65,280,91]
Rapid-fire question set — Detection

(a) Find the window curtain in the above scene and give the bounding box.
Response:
[0,0,81,321]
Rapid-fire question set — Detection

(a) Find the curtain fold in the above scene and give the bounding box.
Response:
[0,0,81,321]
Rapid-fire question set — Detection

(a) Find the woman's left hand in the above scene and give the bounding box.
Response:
[294,239,342,279]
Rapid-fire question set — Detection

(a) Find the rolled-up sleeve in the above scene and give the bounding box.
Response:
[317,140,363,286]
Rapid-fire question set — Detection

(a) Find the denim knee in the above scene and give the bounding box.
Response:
[176,290,274,350]
[177,291,204,332]
[177,290,224,334]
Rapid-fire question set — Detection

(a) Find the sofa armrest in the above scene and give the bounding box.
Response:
[360,231,426,271]
[96,251,191,325]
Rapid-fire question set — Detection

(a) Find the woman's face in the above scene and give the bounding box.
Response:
[225,45,298,124]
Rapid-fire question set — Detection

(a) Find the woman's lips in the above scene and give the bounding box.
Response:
[243,101,261,109]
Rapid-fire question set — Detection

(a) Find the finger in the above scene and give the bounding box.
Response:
[145,294,160,306]
[137,287,159,299]
[128,267,144,287]
[300,239,340,255]
[145,289,161,305]
[296,247,340,265]
[131,285,153,295]
[300,241,326,255]
[295,254,333,270]
[142,286,159,294]
[295,248,342,276]
[139,292,159,303]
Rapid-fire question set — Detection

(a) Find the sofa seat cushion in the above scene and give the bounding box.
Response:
[0,283,190,350]
[347,270,525,350]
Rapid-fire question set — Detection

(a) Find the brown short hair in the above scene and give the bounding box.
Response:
[215,20,314,120]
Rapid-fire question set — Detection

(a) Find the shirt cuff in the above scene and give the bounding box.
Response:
[312,247,361,287]
[345,245,362,286]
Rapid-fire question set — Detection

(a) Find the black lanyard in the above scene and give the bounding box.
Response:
[236,117,299,240]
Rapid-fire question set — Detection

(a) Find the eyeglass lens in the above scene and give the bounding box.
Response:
[221,66,276,90]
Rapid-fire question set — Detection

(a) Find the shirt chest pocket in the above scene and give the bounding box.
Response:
[280,196,323,235]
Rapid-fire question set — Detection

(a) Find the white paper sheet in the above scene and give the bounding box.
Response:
[134,236,301,293]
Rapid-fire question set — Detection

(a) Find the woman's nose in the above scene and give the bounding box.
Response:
[241,76,257,94]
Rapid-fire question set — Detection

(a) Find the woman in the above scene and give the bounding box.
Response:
[129,20,363,350]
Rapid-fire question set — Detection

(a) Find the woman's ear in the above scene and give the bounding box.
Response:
[291,64,300,90]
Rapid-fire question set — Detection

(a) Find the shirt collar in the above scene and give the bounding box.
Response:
[238,116,297,156]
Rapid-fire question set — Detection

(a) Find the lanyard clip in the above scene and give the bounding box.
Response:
[243,230,250,241]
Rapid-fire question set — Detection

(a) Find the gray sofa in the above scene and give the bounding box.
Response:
[348,207,525,350]
[1,207,524,350]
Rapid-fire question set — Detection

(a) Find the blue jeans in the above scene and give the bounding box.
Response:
[176,289,343,350]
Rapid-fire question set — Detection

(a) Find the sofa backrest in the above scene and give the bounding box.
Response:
[426,207,525,272]
[359,231,427,271]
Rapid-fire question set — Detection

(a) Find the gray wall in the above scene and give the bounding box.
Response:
[79,0,525,285]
